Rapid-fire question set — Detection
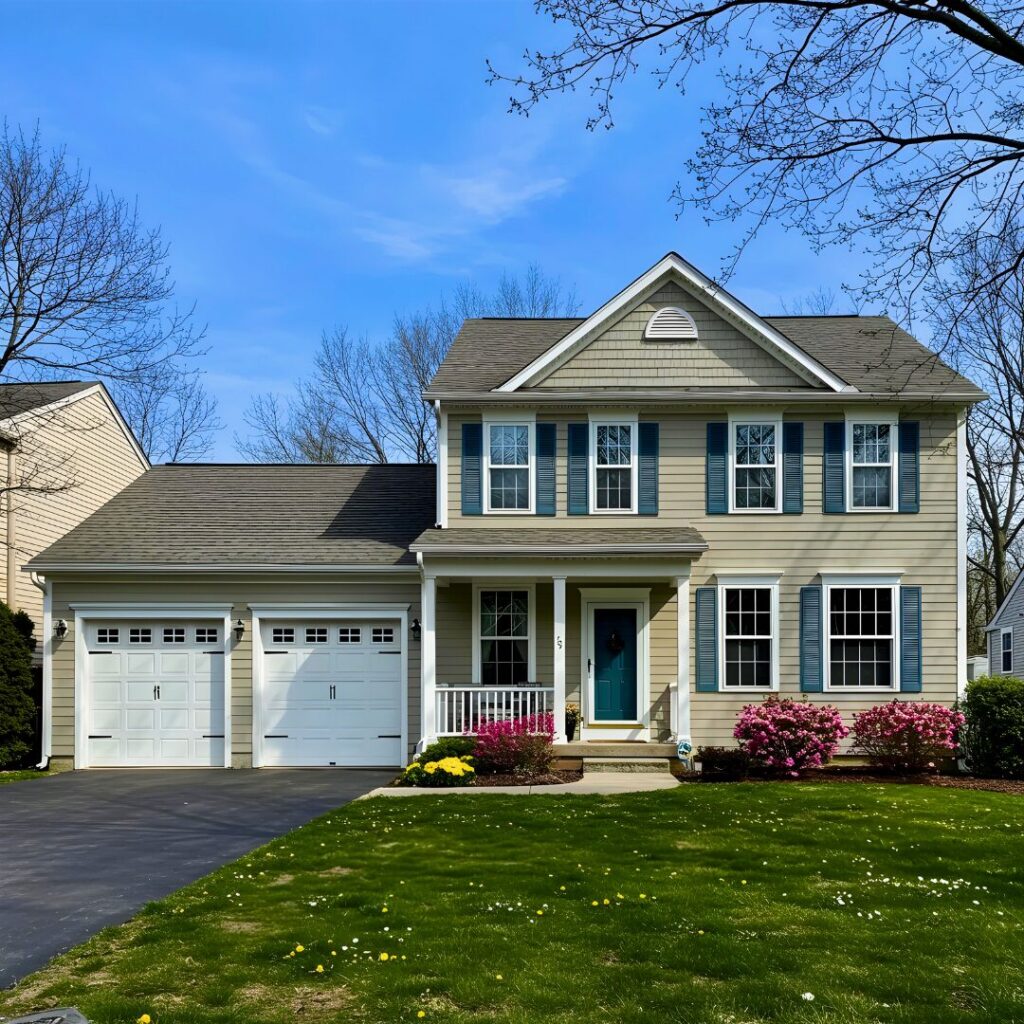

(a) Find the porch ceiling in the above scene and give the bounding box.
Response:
[410,526,707,557]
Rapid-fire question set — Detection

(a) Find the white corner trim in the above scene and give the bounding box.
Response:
[436,401,448,528]
[957,408,967,696]
[674,574,691,744]
[38,577,53,767]
[497,253,851,393]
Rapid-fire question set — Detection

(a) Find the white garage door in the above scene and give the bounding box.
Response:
[86,620,225,767]
[260,619,403,767]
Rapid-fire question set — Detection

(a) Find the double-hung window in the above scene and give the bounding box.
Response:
[485,421,532,512]
[591,419,637,512]
[826,583,897,688]
[476,588,532,686]
[847,417,896,510]
[1001,628,1014,674]
[730,417,781,512]
[719,578,778,689]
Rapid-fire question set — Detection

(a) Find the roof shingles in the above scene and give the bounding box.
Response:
[28,464,437,569]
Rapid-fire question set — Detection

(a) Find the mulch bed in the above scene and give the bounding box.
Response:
[686,765,1024,794]
[472,769,584,787]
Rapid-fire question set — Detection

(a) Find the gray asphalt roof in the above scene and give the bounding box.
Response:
[411,526,708,554]
[28,463,437,569]
[0,380,96,419]
[427,316,983,399]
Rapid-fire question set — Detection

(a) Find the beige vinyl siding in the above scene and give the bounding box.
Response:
[2,391,146,629]
[47,573,421,767]
[536,282,812,389]
[442,405,959,745]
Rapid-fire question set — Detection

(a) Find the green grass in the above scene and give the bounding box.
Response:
[2,784,1023,1024]
[0,768,47,785]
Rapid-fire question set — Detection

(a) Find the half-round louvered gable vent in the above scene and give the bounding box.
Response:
[644,307,698,341]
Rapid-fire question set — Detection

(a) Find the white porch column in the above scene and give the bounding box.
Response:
[421,573,437,748]
[674,574,692,746]
[552,575,567,743]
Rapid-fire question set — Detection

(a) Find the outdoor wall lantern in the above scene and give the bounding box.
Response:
[233,618,245,642]
[411,618,421,642]
[53,619,68,640]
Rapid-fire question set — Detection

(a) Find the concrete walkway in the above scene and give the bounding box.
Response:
[367,773,680,797]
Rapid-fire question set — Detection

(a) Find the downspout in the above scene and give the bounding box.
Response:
[30,571,51,769]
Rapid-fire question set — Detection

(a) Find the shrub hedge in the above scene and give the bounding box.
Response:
[962,675,1024,779]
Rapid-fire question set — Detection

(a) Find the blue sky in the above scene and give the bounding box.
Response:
[2,0,874,460]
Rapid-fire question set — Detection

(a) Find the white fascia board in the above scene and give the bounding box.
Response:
[26,562,420,574]
[987,569,1024,630]
[497,253,852,394]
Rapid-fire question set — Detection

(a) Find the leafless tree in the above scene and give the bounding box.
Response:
[0,124,218,466]
[490,0,1024,318]
[932,225,1024,644]
[780,287,839,316]
[238,265,579,463]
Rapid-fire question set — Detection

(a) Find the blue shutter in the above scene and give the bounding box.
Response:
[782,422,804,514]
[638,422,659,516]
[567,423,588,515]
[461,422,482,516]
[898,421,920,513]
[706,422,728,515]
[800,585,824,692]
[822,421,845,514]
[695,586,718,691]
[535,423,556,516]
[900,586,923,692]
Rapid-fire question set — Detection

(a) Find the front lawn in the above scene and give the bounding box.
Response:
[2,784,1022,1023]
[0,769,47,785]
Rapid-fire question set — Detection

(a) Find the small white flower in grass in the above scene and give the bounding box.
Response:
[801,993,815,1002]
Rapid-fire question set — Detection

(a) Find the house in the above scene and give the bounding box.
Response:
[985,571,1024,678]
[26,253,984,771]
[0,381,149,637]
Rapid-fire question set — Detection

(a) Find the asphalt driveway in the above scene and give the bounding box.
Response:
[0,768,391,988]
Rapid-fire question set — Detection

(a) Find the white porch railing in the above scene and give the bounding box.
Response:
[435,684,556,736]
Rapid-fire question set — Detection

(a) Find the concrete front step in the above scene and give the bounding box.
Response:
[556,742,677,758]
[583,757,674,775]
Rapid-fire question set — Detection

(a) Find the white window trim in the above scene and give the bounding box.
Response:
[716,574,781,692]
[845,411,899,513]
[1000,627,1014,674]
[821,573,902,692]
[727,411,783,514]
[471,583,537,685]
[482,414,535,515]
[588,412,639,515]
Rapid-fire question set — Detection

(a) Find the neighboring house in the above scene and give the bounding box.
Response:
[985,571,1024,678]
[27,253,983,771]
[0,381,149,636]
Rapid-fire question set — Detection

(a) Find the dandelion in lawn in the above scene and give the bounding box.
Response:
[536,909,544,916]
[603,898,610,905]
[295,944,304,952]
[380,952,390,961]
[591,900,599,907]
[639,894,647,900]
[496,974,503,981]
[418,1013,426,1019]
[137,1016,151,1024]
[315,964,324,974]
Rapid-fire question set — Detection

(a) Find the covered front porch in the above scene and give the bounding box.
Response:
[411,528,708,752]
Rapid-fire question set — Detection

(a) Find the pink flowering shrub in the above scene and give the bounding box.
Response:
[852,700,964,772]
[472,713,555,776]
[734,697,848,776]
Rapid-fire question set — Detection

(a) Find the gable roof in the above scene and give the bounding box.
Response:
[499,253,850,393]
[428,314,984,401]
[0,380,96,419]
[27,463,436,571]
[986,569,1024,632]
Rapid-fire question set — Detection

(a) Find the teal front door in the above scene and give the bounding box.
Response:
[592,608,638,721]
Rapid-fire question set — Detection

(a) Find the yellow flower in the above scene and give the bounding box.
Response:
[536,909,544,916]
[559,885,566,891]
[591,900,599,907]
[496,974,503,981]
[602,898,610,906]
[295,944,304,952]
[331,950,338,956]
[616,893,624,900]
[315,964,324,974]
[697,929,705,935]
[639,893,647,900]
[137,1016,151,1024]
[380,952,389,961]
[382,906,389,913]
[418,1013,426,1019]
